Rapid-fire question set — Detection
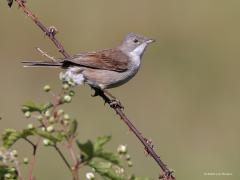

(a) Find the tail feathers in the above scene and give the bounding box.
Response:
[22,61,63,67]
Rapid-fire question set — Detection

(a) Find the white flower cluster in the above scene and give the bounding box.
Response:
[0,148,18,164]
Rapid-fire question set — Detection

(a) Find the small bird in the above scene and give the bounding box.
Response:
[22,33,155,91]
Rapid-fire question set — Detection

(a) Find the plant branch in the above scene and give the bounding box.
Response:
[53,144,71,170]
[50,90,80,179]
[13,0,175,179]
[15,0,70,58]
[23,137,40,180]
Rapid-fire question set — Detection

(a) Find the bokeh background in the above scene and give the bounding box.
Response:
[1,0,240,179]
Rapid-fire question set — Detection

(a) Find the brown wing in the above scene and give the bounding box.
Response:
[64,49,129,72]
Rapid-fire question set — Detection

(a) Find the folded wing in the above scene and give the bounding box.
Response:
[63,49,129,72]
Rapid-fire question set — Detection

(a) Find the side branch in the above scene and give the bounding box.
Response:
[13,0,175,179]
[15,0,70,58]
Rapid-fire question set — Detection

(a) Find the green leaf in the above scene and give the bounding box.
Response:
[76,140,94,161]
[67,119,78,137]
[95,152,120,165]
[22,101,43,113]
[35,130,62,143]
[1,129,34,149]
[7,0,14,7]
[94,135,111,152]
[89,161,123,180]
[22,101,53,113]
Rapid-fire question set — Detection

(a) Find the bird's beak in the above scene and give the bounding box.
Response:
[146,38,155,44]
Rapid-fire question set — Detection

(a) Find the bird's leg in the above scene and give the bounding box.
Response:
[91,87,110,103]
[91,87,123,109]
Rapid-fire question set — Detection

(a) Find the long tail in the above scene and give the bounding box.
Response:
[21,61,63,67]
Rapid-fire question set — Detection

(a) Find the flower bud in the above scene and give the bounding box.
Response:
[37,115,43,122]
[43,85,51,92]
[125,154,131,161]
[49,116,55,123]
[46,125,54,132]
[4,173,11,179]
[43,139,53,146]
[117,144,127,154]
[62,83,69,90]
[23,157,29,164]
[69,90,75,97]
[24,111,31,118]
[63,95,72,103]
[45,110,51,118]
[63,114,70,120]
[9,168,16,173]
[27,124,34,130]
[10,150,18,158]
[86,172,95,180]
[127,161,133,167]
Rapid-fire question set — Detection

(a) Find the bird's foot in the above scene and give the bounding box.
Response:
[91,87,111,103]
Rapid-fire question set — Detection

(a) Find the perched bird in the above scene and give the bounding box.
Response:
[22,33,155,90]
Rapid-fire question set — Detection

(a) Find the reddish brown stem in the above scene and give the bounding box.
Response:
[93,89,175,180]
[15,0,70,58]
[13,0,175,179]
[23,137,40,180]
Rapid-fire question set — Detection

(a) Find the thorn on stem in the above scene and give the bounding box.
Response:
[144,138,154,155]
[109,99,124,109]
[47,26,58,37]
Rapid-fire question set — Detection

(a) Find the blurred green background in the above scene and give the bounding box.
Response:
[1,0,240,179]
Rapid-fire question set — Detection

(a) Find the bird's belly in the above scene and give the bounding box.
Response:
[83,67,139,89]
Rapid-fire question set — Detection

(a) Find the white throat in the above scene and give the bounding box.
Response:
[129,43,147,67]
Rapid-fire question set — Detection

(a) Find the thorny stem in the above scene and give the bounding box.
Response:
[13,0,175,179]
[93,89,175,180]
[15,0,70,58]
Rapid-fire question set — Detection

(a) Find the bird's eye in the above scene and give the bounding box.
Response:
[133,39,139,43]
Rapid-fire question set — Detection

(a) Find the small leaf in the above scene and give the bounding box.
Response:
[1,129,34,148]
[22,101,43,113]
[7,0,14,7]
[35,130,62,143]
[94,135,111,152]
[22,101,53,114]
[67,119,78,137]
[95,152,120,165]
[89,161,123,180]
[76,140,94,161]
